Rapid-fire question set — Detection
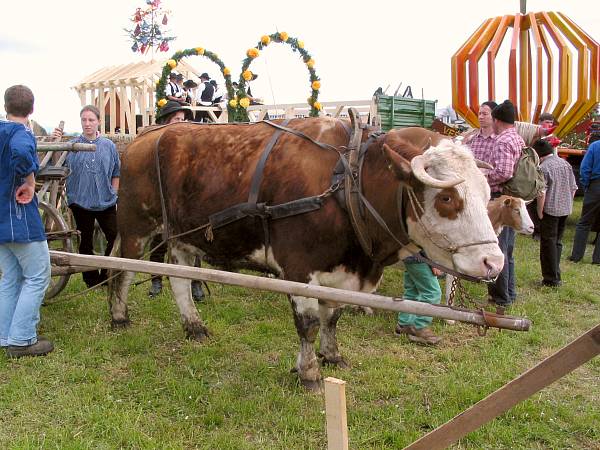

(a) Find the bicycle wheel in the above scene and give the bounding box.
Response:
[39,201,74,301]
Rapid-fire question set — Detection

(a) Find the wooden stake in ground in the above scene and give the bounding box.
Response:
[404,323,600,450]
[324,377,349,450]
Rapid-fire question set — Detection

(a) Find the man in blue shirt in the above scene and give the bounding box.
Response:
[569,135,600,264]
[57,105,120,287]
[0,85,53,358]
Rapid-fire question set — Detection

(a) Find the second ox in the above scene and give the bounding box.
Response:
[111,118,503,389]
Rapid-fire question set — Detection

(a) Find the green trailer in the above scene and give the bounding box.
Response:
[374,94,437,132]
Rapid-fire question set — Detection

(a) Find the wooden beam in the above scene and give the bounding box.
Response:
[36,142,96,152]
[325,377,349,450]
[404,324,600,450]
[48,251,531,331]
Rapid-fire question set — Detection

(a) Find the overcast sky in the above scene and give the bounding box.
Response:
[1,0,598,132]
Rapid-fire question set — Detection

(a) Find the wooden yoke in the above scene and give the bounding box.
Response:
[344,108,373,257]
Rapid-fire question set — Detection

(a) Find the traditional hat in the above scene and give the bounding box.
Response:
[156,100,192,123]
[492,100,516,124]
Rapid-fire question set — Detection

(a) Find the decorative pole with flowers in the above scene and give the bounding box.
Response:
[230,31,321,122]
[155,47,233,115]
[124,0,176,61]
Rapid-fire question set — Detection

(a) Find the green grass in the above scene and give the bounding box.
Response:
[1,199,599,449]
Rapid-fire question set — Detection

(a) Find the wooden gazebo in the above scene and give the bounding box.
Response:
[72,59,201,136]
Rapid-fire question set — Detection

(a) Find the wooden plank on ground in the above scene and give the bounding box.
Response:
[404,323,600,450]
[49,251,531,331]
[324,377,349,450]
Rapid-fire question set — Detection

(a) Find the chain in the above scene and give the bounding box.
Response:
[447,276,495,335]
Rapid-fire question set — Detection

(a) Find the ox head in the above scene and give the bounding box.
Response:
[488,196,535,235]
[382,136,504,279]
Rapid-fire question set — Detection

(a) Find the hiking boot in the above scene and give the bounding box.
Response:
[148,278,162,298]
[407,327,442,346]
[191,281,205,302]
[6,337,54,358]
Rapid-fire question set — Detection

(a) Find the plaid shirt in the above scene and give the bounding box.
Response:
[540,155,578,216]
[467,130,496,162]
[486,127,524,193]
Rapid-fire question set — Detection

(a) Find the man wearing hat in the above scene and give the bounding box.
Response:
[533,139,577,287]
[166,72,185,104]
[194,73,215,122]
[486,100,525,309]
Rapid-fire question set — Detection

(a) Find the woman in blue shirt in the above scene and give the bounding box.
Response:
[61,105,120,288]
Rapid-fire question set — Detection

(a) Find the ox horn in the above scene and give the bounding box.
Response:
[474,159,494,170]
[410,155,465,188]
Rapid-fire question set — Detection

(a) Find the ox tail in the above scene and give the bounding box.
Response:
[107,234,122,297]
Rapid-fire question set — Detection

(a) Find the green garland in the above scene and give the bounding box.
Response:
[155,33,321,123]
[230,31,321,121]
[155,46,233,115]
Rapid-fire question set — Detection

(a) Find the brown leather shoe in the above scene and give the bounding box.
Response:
[6,337,54,358]
[407,327,442,346]
[395,324,417,336]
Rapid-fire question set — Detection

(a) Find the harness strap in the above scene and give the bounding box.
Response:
[154,133,170,245]
[247,119,291,262]
[248,119,291,204]
[344,108,374,257]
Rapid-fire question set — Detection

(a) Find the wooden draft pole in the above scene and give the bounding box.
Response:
[49,251,531,332]
[404,324,600,450]
[324,377,349,450]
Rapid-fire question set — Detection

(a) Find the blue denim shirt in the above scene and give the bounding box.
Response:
[66,135,120,211]
[0,121,46,243]
[580,140,600,189]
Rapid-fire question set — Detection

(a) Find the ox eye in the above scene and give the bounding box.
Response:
[440,195,452,203]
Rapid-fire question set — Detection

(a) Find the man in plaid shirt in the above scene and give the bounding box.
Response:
[466,101,497,161]
[488,101,524,309]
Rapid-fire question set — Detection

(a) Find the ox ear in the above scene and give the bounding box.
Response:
[382,143,413,182]
[503,197,512,207]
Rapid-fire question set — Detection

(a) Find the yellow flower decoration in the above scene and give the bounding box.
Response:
[279,31,289,42]
[313,101,322,111]
[239,97,250,108]
[223,67,231,76]
[242,70,254,81]
[297,40,305,49]
[261,35,271,45]
[307,97,314,105]
[246,48,259,58]
[311,80,321,90]
[157,99,168,107]
[229,99,238,108]
[195,47,205,55]
[306,58,315,69]
[167,59,177,69]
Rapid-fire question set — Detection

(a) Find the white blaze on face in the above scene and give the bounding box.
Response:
[516,198,535,234]
[406,141,504,278]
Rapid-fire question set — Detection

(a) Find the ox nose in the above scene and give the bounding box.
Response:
[482,254,504,278]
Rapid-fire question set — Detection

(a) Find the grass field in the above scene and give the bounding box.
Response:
[1,199,599,449]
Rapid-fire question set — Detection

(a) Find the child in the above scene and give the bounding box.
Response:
[395,253,442,345]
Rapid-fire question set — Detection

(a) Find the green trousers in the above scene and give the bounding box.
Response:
[397,262,441,329]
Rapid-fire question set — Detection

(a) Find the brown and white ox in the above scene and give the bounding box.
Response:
[110,118,503,389]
